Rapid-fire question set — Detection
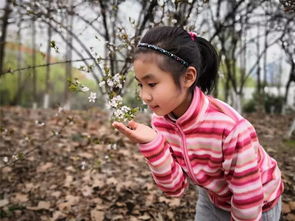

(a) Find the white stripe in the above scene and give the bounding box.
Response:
[205,112,236,122]
[230,180,262,194]
[149,149,171,167]
[188,149,222,158]
[154,166,184,188]
[187,136,222,146]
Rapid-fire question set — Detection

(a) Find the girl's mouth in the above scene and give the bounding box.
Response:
[149,105,159,110]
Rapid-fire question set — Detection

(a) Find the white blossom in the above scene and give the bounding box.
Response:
[114,109,124,118]
[88,92,97,103]
[53,131,60,136]
[113,73,121,83]
[107,144,112,150]
[171,19,177,24]
[12,154,18,160]
[108,95,123,108]
[107,78,114,88]
[35,120,45,127]
[113,105,131,120]
[3,157,8,163]
[99,81,105,87]
[158,0,164,6]
[113,73,123,88]
[19,138,29,146]
[117,83,123,89]
[58,106,64,113]
[81,161,86,170]
[121,105,130,112]
[81,86,90,92]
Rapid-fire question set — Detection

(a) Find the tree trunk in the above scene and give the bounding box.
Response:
[0,0,12,77]
[255,23,264,113]
[32,14,37,109]
[16,8,23,105]
[229,89,242,113]
[43,0,52,109]
[284,62,295,104]
[64,0,73,110]
[262,18,269,109]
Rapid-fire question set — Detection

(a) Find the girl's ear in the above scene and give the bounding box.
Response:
[183,66,197,88]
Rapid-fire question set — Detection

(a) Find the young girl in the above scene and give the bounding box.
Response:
[112,26,283,221]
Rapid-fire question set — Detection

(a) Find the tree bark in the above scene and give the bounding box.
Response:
[0,0,12,77]
[43,0,52,109]
[64,0,74,110]
[16,7,23,105]
[32,10,37,109]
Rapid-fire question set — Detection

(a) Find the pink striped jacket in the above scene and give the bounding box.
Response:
[139,87,283,221]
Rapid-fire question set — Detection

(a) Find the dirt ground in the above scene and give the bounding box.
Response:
[0,107,295,221]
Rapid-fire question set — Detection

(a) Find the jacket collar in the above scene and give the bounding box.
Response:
[164,86,209,128]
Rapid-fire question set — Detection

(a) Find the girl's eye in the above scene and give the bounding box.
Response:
[148,83,157,87]
[137,83,143,88]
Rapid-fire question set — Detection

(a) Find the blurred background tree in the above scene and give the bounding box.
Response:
[0,0,294,114]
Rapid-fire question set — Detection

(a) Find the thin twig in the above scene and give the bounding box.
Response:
[1,57,126,75]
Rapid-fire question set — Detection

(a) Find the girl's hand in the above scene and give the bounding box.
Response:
[112,120,157,144]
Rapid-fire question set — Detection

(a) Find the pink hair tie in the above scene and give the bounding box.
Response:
[189,31,197,41]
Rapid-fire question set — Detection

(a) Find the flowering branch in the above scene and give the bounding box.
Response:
[68,74,139,122]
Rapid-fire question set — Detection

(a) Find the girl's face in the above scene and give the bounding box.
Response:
[133,54,193,118]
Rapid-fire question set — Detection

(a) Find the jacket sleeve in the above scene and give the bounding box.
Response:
[139,125,188,197]
[222,119,264,221]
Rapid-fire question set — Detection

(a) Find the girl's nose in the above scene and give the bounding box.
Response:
[140,89,152,103]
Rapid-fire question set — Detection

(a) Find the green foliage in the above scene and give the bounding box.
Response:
[217,65,256,101]
[242,93,285,113]
[243,98,257,113]
[283,139,295,148]
[0,44,98,109]
[264,94,284,114]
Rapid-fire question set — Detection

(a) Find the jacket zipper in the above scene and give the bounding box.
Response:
[175,124,198,184]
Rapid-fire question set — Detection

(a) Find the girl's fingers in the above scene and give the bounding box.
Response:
[112,122,134,138]
[128,120,138,130]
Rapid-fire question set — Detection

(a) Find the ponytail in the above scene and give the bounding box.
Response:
[194,37,219,94]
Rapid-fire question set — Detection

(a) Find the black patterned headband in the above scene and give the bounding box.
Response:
[137,42,189,67]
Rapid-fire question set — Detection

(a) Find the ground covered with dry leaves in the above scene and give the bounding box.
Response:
[0,106,295,221]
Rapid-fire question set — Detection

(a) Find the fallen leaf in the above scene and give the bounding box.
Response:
[282,202,291,214]
[37,162,54,173]
[90,210,104,221]
[106,177,118,185]
[289,201,295,211]
[0,199,9,207]
[27,201,50,211]
[81,185,93,197]
[51,191,62,198]
[51,211,66,220]
[37,201,51,210]
[64,174,73,187]
[12,193,29,203]
[78,152,93,159]
[286,213,295,221]
[138,213,151,220]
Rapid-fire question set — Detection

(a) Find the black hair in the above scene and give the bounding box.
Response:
[134,26,219,94]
